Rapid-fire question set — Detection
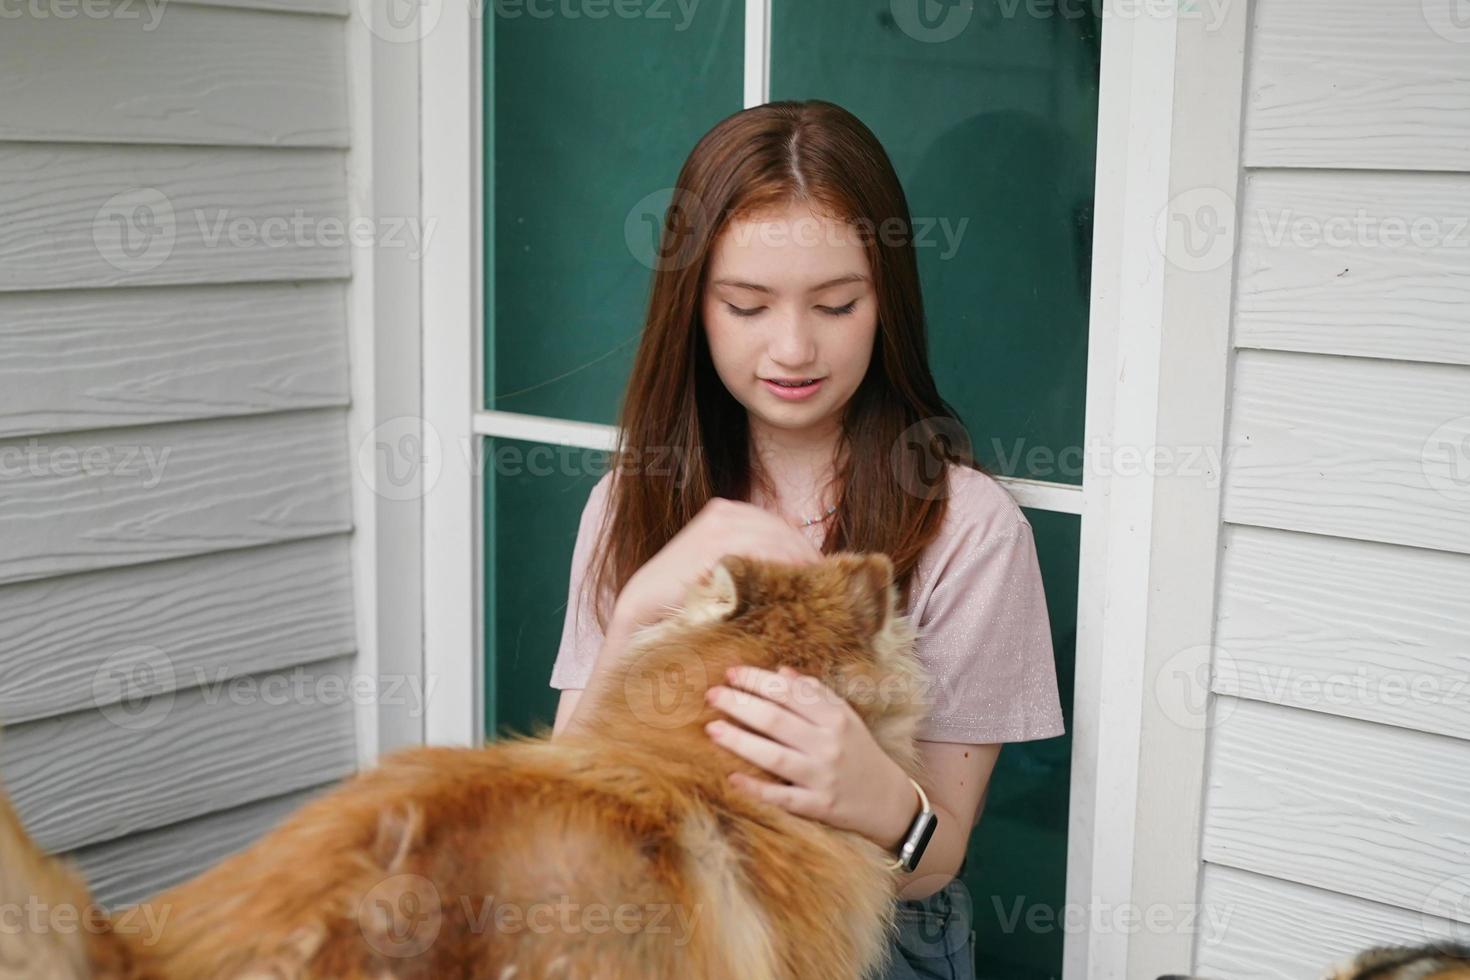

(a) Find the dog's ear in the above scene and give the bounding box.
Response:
[844,553,895,638]
[683,554,749,625]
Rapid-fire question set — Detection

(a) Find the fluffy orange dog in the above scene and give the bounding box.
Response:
[0,552,931,979]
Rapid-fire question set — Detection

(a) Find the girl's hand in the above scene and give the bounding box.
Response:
[613,497,822,633]
[703,664,918,850]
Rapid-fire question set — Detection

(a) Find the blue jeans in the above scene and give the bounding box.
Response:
[868,860,976,980]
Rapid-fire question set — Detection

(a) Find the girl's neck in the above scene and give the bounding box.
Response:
[746,423,846,530]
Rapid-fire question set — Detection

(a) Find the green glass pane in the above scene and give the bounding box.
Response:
[965,506,1077,979]
[487,4,744,422]
[482,436,610,739]
[771,1,1099,486]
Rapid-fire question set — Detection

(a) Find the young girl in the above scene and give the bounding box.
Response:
[547,99,1065,980]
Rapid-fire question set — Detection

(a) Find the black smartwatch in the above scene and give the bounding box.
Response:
[885,777,938,874]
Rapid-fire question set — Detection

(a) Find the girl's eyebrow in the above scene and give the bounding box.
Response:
[709,273,868,294]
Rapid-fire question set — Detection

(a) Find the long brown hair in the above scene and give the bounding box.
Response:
[585,99,983,634]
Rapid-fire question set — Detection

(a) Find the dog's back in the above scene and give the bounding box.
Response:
[0,552,920,979]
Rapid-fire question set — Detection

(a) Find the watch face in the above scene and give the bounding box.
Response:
[902,812,939,872]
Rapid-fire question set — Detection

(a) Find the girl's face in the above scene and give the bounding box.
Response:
[701,200,878,446]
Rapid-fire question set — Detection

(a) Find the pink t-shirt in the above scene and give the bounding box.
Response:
[548,463,1066,746]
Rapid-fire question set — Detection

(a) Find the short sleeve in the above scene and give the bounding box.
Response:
[912,514,1066,744]
[548,474,612,691]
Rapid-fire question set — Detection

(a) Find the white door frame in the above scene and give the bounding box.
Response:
[1065,0,1248,977]
[411,0,1247,975]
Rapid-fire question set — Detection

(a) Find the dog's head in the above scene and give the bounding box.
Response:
[619,551,930,775]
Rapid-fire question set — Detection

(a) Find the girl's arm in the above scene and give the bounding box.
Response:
[891,740,1002,899]
[550,609,642,739]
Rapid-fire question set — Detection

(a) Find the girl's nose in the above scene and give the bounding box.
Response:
[768,312,818,366]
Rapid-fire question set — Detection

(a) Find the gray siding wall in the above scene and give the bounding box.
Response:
[1195,0,1470,973]
[0,0,361,906]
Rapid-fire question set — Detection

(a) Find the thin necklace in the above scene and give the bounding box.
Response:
[798,503,838,528]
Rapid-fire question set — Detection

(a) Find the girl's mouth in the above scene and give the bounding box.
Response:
[761,378,824,400]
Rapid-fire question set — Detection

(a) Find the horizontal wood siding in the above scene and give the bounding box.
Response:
[1195,0,1470,972]
[0,0,360,910]
[0,410,354,587]
[0,654,359,854]
[0,536,357,724]
[1243,0,1470,171]
[1202,697,1470,920]
[1222,349,1470,556]
[1196,864,1470,980]
[0,4,348,147]
[0,144,350,291]
[1234,170,1470,366]
[1214,524,1470,740]
[0,282,349,438]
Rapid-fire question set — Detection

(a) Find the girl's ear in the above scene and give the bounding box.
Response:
[683,555,747,625]
[844,553,895,638]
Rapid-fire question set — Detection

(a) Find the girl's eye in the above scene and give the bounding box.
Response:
[820,300,858,316]
[726,303,764,318]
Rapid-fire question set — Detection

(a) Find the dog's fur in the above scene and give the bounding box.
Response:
[0,551,932,979]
